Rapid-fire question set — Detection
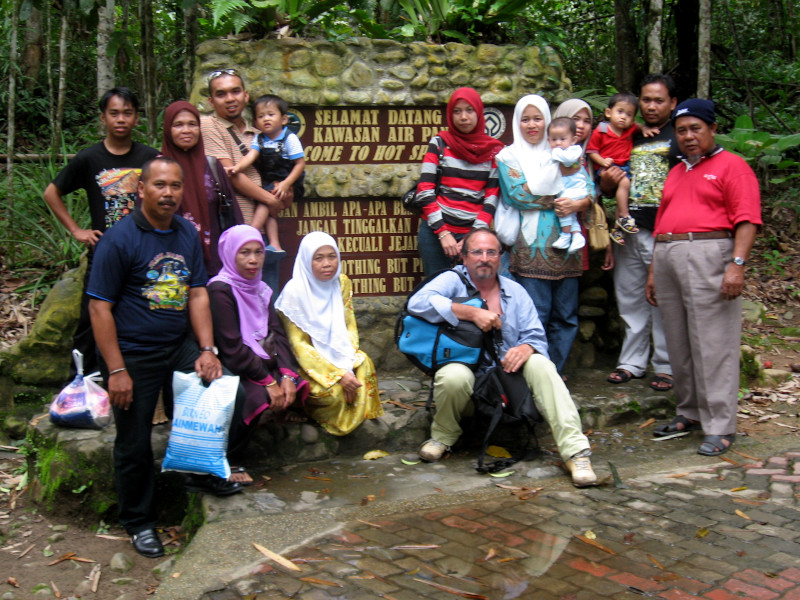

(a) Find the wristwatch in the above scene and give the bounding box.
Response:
[200,345,218,355]
[731,257,746,266]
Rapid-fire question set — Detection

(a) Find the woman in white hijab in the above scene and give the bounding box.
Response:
[496,95,592,378]
[275,231,383,435]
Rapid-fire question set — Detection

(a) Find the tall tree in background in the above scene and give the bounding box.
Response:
[674,0,699,99]
[138,0,157,141]
[97,0,116,97]
[53,0,70,152]
[22,6,42,91]
[696,0,711,97]
[184,1,198,97]
[647,0,663,72]
[6,0,20,262]
[614,0,638,92]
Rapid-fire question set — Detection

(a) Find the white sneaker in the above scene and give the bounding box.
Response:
[419,439,450,462]
[568,232,586,253]
[565,456,597,487]
[552,232,572,249]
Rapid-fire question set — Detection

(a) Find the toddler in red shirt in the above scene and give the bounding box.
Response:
[587,93,655,245]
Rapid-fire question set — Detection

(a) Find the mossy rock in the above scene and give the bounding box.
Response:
[25,418,116,515]
[740,344,765,386]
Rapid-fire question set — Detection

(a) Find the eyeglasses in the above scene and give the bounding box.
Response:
[467,249,500,258]
[208,68,240,84]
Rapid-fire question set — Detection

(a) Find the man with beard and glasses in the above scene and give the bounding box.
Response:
[406,229,597,487]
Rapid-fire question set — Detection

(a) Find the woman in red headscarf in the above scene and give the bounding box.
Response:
[160,100,242,276]
[415,87,506,276]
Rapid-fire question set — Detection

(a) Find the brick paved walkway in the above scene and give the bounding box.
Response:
[203,450,800,599]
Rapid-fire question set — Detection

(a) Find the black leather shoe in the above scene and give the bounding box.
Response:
[184,474,243,497]
[131,529,165,558]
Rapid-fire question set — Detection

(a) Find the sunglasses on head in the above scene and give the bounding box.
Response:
[208,68,240,84]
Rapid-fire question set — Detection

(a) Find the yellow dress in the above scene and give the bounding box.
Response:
[278,275,383,435]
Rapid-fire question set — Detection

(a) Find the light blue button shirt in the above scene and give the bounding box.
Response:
[406,265,549,360]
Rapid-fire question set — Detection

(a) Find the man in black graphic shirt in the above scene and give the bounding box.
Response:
[44,87,158,375]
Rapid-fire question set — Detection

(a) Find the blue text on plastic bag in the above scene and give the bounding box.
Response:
[162,372,239,480]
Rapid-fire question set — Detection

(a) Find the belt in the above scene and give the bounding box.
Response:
[655,231,732,242]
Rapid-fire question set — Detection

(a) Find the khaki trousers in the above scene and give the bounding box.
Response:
[430,354,589,462]
[653,238,740,435]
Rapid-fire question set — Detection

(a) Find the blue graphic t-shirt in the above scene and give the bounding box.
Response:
[87,210,207,353]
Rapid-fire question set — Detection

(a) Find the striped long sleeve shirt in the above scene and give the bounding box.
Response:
[417,136,500,235]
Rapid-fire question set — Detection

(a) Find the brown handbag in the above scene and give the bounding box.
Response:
[585,200,610,251]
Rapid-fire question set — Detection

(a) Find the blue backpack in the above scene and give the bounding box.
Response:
[394,269,488,376]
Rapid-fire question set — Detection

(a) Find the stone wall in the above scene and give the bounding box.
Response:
[189,37,572,201]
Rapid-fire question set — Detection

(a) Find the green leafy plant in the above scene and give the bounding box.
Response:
[762,249,790,277]
[716,115,800,185]
[0,157,89,304]
[395,0,535,43]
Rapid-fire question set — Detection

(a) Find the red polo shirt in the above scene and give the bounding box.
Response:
[654,148,762,235]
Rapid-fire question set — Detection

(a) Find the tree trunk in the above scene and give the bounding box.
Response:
[138,0,157,142]
[674,0,699,100]
[6,0,21,264]
[22,7,43,91]
[696,0,711,98]
[184,1,198,97]
[647,0,664,73]
[45,3,55,154]
[97,0,116,98]
[54,5,69,152]
[787,0,797,61]
[614,0,638,93]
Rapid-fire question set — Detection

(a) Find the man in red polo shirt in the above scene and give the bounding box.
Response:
[646,99,761,457]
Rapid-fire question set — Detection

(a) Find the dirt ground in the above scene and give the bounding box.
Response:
[0,448,176,599]
[1,231,798,598]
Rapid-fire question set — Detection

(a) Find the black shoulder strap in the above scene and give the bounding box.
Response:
[226,127,250,156]
[433,136,446,192]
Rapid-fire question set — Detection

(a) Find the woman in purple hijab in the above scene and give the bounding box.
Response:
[208,225,308,432]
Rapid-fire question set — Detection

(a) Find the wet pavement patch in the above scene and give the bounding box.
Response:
[203,450,800,599]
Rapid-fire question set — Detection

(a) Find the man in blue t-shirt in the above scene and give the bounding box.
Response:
[87,157,241,559]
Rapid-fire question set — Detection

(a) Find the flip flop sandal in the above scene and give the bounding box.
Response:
[650,375,674,391]
[651,430,693,441]
[653,415,702,437]
[607,369,641,384]
[697,434,735,457]
[228,466,254,486]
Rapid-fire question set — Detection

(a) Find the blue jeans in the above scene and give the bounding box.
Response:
[260,235,283,297]
[514,275,579,374]
[418,221,464,277]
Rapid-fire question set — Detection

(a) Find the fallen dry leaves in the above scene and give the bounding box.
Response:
[574,533,617,555]
[252,542,301,571]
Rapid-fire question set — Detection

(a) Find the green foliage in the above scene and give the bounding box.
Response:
[716,115,800,186]
[0,157,89,302]
[208,0,343,36]
[393,0,551,44]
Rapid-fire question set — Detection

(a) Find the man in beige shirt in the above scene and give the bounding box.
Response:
[200,69,288,290]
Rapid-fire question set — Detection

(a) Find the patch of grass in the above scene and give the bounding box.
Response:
[1,158,89,307]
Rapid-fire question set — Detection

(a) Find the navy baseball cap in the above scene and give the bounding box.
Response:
[672,99,716,125]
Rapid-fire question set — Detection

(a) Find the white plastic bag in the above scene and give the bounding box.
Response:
[493,199,520,246]
[162,371,239,479]
[50,350,111,429]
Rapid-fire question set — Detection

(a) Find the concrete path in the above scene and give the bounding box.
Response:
[154,372,800,600]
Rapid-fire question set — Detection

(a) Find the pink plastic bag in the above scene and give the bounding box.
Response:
[50,350,111,429]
